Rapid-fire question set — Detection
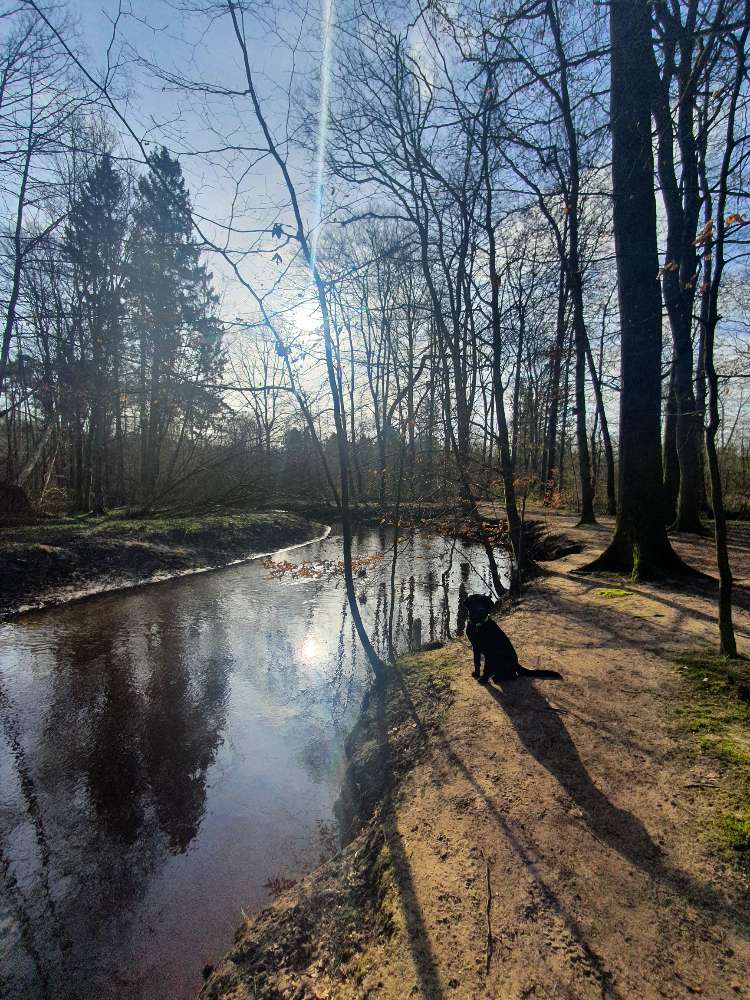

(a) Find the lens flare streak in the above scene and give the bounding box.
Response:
[311,0,334,269]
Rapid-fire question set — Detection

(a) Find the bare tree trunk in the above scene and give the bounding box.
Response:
[481,82,522,592]
[541,264,568,497]
[662,362,680,525]
[547,0,595,526]
[511,315,524,470]
[583,0,686,578]
[649,4,706,535]
[559,327,573,498]
[0,132,32,401]
[585,337,616,516]
[573,302,596,524]
[700,11,749,654]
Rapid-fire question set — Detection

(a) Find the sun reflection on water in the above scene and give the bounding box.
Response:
[299,635,323,663]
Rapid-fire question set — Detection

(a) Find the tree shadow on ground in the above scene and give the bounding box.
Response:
[531,570,750,652]
[381,670,628,1000]
[485,676,750,931]
[373,681,447,1000]
[487,680,661,870]
[382,658,750,1000]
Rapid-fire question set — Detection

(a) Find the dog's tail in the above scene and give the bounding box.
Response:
[517,665,562,680]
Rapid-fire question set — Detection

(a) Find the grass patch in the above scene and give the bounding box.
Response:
[718,809,750,857]
[1,509,297,545]
[0,509,316,616]
[596,587,634,599]
[674,652,750,874]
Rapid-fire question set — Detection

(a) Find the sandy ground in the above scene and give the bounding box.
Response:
[201,515,750,1000]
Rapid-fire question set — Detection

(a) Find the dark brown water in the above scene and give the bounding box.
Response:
[0,524,499,1000]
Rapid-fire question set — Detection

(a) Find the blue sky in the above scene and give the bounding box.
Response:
[72,0,326,329]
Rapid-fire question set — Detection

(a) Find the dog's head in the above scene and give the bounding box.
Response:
[463,593,495,624]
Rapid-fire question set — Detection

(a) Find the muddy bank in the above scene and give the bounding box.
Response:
[0,510,322,617]
[199,513,750,1000]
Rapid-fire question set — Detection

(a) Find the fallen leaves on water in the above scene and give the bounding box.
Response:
[261,552,384,580]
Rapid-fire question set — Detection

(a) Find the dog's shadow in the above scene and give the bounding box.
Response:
[486,679,662,872]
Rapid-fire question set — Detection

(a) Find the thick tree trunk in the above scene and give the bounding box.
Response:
[583,0,687,578]
[649,7,705,535]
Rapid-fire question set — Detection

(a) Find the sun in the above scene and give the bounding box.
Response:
[293,302,320,334]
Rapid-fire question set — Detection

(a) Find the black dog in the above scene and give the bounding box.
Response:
[463,593,561,683]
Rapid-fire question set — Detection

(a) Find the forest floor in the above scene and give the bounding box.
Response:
[0,509,322,618]
[201,509,750,1000]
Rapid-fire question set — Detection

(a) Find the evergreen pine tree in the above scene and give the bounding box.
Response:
[66,151,127,513]
[128,147,223,503]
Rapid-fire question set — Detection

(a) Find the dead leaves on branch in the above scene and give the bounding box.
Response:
[656,213,747,285]
[693,214,746,250]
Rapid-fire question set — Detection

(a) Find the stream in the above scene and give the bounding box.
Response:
[0,524,503,1000]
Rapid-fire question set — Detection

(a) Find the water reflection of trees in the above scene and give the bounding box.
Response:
[362,530,492,655]
[1,590,232,998]
[143,593,232,853]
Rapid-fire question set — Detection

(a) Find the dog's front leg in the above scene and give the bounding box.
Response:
[472,643,481,679]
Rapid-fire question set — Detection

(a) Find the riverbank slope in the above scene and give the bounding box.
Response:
[0,509,321,617]
[200,512,750,1000]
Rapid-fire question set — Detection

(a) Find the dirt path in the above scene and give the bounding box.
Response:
[201,516,750,1000]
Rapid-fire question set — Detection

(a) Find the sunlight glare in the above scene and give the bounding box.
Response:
[300,635,323,663]
[293,303,321,334]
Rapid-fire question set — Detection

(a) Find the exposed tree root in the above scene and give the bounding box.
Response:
[575,534,703,581]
